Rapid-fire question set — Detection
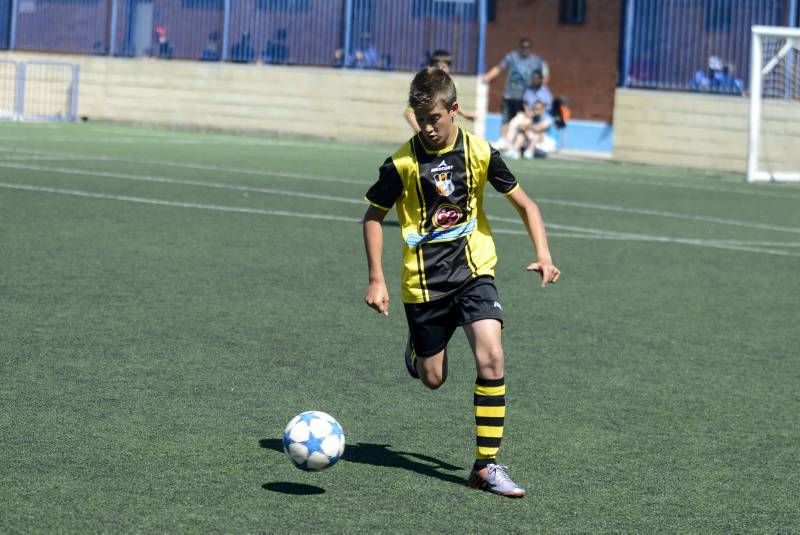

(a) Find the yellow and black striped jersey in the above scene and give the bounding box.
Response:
[365,128,519,304]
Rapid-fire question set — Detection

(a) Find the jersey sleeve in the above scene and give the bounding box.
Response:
[364,157,403,210]
[487,147,519,195]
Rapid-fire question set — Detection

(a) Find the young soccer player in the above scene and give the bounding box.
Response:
[363,67,560,498]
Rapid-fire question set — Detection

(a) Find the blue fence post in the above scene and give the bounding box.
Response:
[791,0,799,26]
[71,64,80,121]
[222,0,232,61]
[343,0,354,66]
[9,0,18,50]
[14,61,25,118]
[622,0,635,87]
[109,0,119,56]
[477,0,487,74]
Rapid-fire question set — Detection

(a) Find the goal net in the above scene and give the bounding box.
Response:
[747,25,800,183]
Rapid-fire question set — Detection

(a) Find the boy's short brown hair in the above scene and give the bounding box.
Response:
[408,67,457,112]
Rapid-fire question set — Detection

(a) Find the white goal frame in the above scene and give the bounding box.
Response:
[748,25,800,183]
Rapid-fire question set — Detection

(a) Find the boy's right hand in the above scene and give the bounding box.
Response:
[364,281,390,316]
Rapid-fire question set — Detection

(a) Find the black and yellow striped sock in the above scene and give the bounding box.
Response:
[473,376,505,469]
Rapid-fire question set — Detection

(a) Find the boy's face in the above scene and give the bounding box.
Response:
[414,101,459,150]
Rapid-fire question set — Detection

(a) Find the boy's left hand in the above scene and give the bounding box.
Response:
[526,261,561,287]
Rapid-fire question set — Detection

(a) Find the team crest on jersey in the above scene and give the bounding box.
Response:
[431,160,455,197]
[432,204,462,229]
[433,171,454,196]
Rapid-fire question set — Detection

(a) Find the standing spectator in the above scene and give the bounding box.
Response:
[154,25,173,59]
[483,37,549,145]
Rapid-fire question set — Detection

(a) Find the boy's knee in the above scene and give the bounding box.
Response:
[420,369,447,389]
[477,346,504,378]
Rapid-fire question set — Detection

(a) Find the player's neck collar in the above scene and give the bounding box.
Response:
[417,128,460,155]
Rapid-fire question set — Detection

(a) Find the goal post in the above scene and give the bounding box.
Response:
[747,25,800,183]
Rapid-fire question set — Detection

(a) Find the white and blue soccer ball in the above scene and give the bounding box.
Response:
[282,411,345,471]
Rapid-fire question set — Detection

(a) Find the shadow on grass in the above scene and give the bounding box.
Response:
[259,439,467,486]
[262,482,325,495]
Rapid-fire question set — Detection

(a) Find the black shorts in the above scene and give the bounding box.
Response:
[501,98,524,124]
[404,276,504,358]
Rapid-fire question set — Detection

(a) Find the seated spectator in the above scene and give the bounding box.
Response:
[503,100,555,159]
[691,56,744,95]
[262,29,289,65]
[404,50,476,132]
[231,32,255,63]
[201,31,219,61]
[354,32,381,69]
[522,70,553,112]
[334,32,391,70]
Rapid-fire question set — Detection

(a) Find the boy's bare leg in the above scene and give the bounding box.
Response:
[463,319,504,379]
[416,349,449,389]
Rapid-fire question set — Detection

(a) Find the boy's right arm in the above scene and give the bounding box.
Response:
[404,107,421,133]
[363,205,390,316]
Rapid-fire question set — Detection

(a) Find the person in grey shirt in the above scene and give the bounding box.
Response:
[483,38,549,146]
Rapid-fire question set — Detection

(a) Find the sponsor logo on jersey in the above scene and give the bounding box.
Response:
[431,160,453,172]
[432,204,462,229]
[433,171,454,196]
[405,217,477,246]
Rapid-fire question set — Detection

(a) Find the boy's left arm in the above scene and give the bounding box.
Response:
[507,186,561,287]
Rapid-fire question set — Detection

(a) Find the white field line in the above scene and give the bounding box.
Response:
[3,181,800,258]
[3,143,799,203]
[534,197,800,235]
[0,135,205,145]
[1,126,799,192]
[3,158,800,241]
[0,182,363,223]
[0,157,369,186]
[700,239,800,247]
[516,167,800,201]
[0,162,366,205]
[2,154,799,237]
[0,129,392,154]
[490,226,800,257]
[0,154,86,162]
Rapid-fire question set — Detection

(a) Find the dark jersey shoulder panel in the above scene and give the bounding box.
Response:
[487,146,519,194]
[365,156,404,210]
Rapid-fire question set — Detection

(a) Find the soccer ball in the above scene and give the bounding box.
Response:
[282,411,345,471]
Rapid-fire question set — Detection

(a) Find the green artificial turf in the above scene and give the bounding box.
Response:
[1,121,798,532]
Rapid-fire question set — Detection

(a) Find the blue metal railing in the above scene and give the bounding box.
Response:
[0,0,486,74]
[621,0,799,94]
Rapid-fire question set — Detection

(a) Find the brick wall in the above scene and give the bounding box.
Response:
[485,0,621,122]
